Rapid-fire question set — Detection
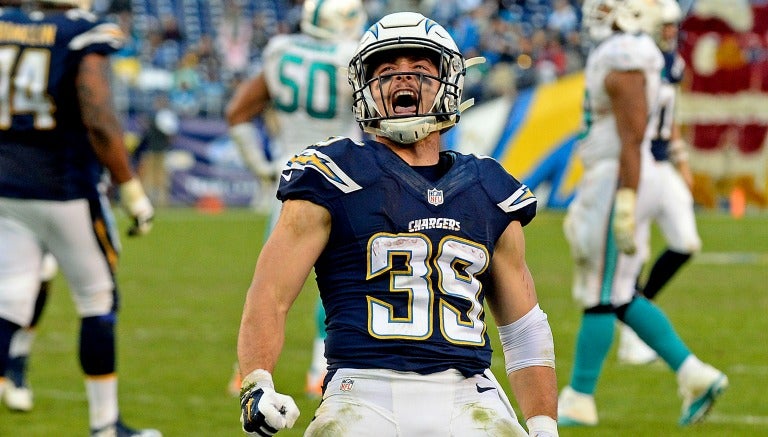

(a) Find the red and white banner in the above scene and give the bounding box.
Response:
[678,0,768,208]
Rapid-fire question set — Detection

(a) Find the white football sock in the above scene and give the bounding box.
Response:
[85,375,119,429]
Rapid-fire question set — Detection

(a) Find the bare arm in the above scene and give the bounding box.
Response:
[225,74,275,179]
[76,53,134,184]
[225,74,271,126]
[605,70,646,191]
[237,199,331,376]
[670,122,694,189]
[486,221,558,422]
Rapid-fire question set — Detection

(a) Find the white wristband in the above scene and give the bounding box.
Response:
[229,122,273,179]
[241,368,274,391]
[119,178,146,207]
[526,415,558,436]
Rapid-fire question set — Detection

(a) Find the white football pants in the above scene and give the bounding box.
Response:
[304,368,527,436]
[0,197,117,326]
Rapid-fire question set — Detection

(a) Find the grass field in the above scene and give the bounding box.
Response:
[3,207,767,436]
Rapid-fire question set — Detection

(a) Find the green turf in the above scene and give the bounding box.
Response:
[3,208,766,436]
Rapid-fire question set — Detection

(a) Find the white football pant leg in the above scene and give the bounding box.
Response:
[0,211,42,327]
[43,199,115,317]
[656,162,701,253]
[565,161,618,308]
[306,368,526,436]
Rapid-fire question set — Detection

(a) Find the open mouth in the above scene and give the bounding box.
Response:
[392,89,418,115]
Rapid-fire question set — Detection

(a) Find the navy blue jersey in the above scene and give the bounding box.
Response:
[661,51,685,85]
[278,137,537,376]
[652,51,686,161]
[0,8,124,200]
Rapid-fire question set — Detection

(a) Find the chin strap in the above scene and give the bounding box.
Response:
[457,56,485,114]
[364,116,438,144]
[465,56,486,68]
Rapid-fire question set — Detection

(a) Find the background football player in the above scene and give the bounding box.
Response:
[225,0,366,398]
[0,1,158,435]
[615,0,703,365]
[2,252,56,412]
[558,0,727,427]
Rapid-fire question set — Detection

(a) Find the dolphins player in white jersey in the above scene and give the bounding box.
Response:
[225,0,366,398]
[616,0,702,365]
[559,0,727,427]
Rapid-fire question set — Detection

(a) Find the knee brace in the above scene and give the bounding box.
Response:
[79,313,117,376]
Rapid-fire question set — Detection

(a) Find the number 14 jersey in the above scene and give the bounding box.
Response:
[0,8,125,200]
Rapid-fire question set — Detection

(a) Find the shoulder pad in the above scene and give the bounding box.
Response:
[474,155,537,225]
[601,33,660,72]
[68,22,125,51]
[277,137,366,204]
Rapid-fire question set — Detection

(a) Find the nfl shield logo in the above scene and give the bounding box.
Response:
[340,378,354,392]
[427,188,444,206]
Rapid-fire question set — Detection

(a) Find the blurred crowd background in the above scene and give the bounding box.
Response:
[94,0,768,213]
[101,0,588,118]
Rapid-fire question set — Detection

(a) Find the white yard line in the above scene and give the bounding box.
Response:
[707,414,768,426]
[694,252,768,265]
[729,364,768,375]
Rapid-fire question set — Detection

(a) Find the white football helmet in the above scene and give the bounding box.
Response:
[301,0,367,41]
[582,0,663,42]
[660,0,682,23]
[347,12,484,144]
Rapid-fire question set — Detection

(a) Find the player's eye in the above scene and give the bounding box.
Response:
[374,64,395,75]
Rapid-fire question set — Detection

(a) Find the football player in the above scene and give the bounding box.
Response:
[616,0,702,365]
[237,11,558,437]
[2,253,56,412]
[0,1,158,435]
[559,0,727,427]
[225,0,366,398]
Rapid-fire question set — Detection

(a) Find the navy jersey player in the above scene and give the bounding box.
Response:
[237,12,558,437]
[0,1,158,436]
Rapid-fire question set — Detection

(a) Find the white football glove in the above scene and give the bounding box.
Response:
[240,369,299,436]
[527,415,558,437]
[613,188,636,255]
[229,122,276,181]
[119,178,154,237]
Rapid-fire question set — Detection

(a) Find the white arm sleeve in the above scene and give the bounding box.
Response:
[498,304,556,374]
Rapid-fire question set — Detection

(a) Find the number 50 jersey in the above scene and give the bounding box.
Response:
[0,8,125,201]
[279,137,537,377]
[260,32,361,165]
